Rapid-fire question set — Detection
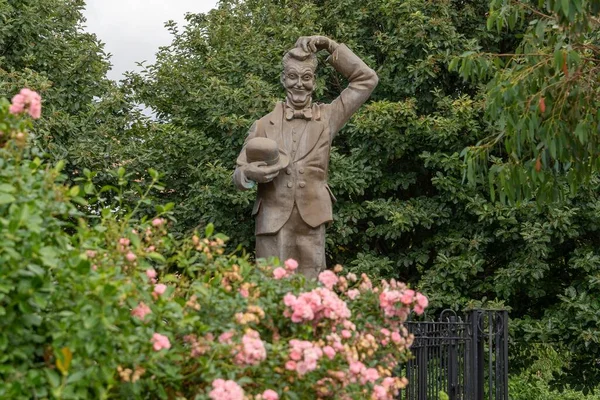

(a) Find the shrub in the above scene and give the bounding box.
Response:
[0,92,427,399]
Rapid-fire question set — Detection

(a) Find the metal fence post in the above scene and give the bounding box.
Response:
[448,315,458,400]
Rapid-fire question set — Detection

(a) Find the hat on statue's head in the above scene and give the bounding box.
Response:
[245,137,289,171]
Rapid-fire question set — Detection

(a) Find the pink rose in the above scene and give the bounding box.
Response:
[323,346,336,360]
[152,218,165,227]
[146,268,157,279]
[382,377,396,388]
[285,360,297,370]
[126,251,137,262]
[296,362,310,376]
[9,96,24,115]
[9,88,42,119]
[400,289,415,305]
[416,293,429,308]
[209,379,244,400]
[349,361,365,375]
[347,289,360,300]
[318,270,339,290]
[341,329,352,339]
[151,333,171,351]
[131,302,151,320]
[262,389,279,400]
[153,284,167,296]
[362,367,380,383]
[233,329,266,366]
[372,385,388,400]
[284,258,298,271]
[218,331,235,344]
[239,287,249,298]
[273,267,287,280]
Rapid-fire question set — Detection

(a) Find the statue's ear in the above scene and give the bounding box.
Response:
[280,72,285,86]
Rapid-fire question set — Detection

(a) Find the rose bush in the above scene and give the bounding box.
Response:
[0,91,427,399]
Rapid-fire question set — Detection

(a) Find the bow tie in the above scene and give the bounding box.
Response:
[285,106,312,120]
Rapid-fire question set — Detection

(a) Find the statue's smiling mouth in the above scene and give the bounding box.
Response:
[287,88,311,107]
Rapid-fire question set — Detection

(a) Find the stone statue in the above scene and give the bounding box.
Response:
[233,35,378,278]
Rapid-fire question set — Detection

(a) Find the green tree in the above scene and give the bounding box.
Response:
[453,0,600,203]
[0,0,142,182]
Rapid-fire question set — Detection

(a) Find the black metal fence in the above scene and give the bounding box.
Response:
[399,309,509,400]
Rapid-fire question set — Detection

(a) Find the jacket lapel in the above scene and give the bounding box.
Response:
[265,102,284,147]
[294,105,325,162]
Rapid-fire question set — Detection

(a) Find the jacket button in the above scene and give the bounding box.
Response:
[298,168,305,174]
[286,168,292,175]
[299,182,306,188]
[287,181,293,188]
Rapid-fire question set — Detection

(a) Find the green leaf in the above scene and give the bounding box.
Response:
[0,184,16,193]
[39,247,59,268]
[147,252,166,262]
[561,0,570,16]
[0,193,15,205]
[148,168,159,180]
[68,186,80,197]
[205,223,215,237]
[45,369,61,388]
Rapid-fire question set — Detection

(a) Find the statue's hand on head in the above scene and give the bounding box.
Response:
[243,161,281,184]
[295,36,337,54]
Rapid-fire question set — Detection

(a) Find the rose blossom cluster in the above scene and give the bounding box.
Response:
[372,377,407,400]
[233,329,267,366]
[318,270,339,290]
[283,287,351,323]
[183,333,214,358]
[131,302,151,320]
[209,379,244,400]
[379,288,428,319]
[273,258,298,279]
[9,88,42,119]
[257,389,279,400]
[285,340,324,376]
[348,360,380,384]
[151,333,171,351]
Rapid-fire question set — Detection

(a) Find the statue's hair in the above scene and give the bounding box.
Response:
[282,47,318,72]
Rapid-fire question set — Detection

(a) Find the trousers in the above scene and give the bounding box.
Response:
[255,205,325,279]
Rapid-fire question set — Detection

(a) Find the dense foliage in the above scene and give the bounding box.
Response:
[3,0,600,394]
[0,97,425,399]
[454,0,600,203]
[115,0,600,391]
[0,0,143,179]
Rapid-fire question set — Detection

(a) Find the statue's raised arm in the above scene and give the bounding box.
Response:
[233,36,378,278]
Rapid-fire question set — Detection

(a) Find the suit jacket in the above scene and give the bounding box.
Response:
[234,44,378,235]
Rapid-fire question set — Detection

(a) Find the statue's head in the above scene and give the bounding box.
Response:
[281,47,317,110]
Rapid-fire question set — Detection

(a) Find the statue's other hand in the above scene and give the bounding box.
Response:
[295,36,332,53]
[244,161,280,183]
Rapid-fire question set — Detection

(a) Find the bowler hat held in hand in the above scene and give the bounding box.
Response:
[245,137,289,171]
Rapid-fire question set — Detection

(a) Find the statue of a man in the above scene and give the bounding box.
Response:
[233,36,378,278]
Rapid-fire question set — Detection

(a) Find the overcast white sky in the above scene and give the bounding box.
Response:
[83,0,218,81]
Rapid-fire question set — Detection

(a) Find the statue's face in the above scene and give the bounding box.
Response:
[282,59,315,109]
